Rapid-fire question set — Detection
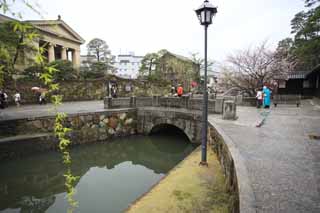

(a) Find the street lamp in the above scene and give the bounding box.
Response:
[195,0,217,165]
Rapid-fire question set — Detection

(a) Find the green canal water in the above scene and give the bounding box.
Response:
[0,133,196,213]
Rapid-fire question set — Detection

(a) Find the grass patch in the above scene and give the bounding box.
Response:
[126,147,233,213]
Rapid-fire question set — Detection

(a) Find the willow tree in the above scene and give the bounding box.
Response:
[0,1,79,212]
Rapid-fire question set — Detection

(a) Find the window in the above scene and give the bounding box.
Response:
[303,80,310,88]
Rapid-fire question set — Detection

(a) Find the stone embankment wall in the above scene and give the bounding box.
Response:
[4,79,107,104]
[3,78,170,105]
[0,109,137,160]
[209,121,256,213]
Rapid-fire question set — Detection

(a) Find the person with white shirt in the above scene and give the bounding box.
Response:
[13,91,21,107]
[256,88,263,108]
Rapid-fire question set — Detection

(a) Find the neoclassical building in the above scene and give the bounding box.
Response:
[0,14,85,70]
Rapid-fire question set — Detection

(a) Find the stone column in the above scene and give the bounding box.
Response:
[48,43,55,63]
[61,47,67,60]
[215,97,224,114]
[72,49,80,70]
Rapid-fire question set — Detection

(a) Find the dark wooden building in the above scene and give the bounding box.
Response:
[277,66,320,98]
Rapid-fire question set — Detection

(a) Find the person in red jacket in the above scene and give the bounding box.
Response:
[177,84,183,97]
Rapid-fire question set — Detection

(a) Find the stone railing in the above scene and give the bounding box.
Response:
[104,96,223,114]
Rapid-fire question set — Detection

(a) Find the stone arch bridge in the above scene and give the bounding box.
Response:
[104,96,225,143]
[137,107,203,143]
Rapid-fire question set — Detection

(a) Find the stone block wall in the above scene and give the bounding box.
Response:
[0,109,137,160]
[3,77,171,105]
[3,79,107,105]
[209,123,239,212]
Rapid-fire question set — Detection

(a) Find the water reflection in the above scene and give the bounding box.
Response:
[0,134,196,213]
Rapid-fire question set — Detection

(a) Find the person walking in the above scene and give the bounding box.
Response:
[0,90,5,109]
[177,84,183,97]
[256,88,263,108]
[3,91,8,108]
[39,91,46,105]
[111,85,117,98]
[171,86,176,96]
[13,91,21,107]
[263,86,271,108]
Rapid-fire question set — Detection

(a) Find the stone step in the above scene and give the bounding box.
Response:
[0,133,53,144]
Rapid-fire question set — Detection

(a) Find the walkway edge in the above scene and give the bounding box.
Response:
[209,120,257,213]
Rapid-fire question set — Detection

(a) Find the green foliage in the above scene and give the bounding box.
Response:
[139,52,160,79]
[305,0,320,7]
[23,60,77,81]
[0,20,37,84]
[1,2,78,212]
[278,0,320,70]
[37,53,78,213]
[23,65,44,79]
[80,61,110,79]
[87,38,112,62]
[48,60,77,81]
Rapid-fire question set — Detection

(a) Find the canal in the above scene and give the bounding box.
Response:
[0,131,196,213]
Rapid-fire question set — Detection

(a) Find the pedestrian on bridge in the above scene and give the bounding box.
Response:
[177,84,183,97]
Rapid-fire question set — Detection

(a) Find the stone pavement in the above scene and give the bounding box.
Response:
[209,99,320,212]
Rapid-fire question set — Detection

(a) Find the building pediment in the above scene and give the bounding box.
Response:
[26,19,85,44]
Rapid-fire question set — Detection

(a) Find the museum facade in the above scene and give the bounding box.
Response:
[0,14,85,70]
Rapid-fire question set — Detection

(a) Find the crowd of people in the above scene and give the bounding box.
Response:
[0,90,21,108]
[171,84,184,97]
[256,85,271,109]
[0,89,48,109]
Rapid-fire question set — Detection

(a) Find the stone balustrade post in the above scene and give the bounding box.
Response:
[152,96,160,107]
[108,97,113,108]
[215,97,224,114]
[183,96,190,109]
[236,95,243,105]
[130,96,136,108]
[103,97,112,109]
[222,100,237,120]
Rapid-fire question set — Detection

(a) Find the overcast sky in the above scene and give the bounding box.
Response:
[11,0,305,61]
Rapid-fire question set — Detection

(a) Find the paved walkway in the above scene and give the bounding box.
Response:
[209,100,320,212]
[0,100,104,121]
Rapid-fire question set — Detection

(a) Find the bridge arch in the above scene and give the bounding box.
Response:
[150,123,192,142]
[137,108,202,144]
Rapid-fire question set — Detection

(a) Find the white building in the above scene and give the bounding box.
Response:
[114,52,144,79]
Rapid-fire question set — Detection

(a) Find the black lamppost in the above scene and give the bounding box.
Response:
[195,0,217,165]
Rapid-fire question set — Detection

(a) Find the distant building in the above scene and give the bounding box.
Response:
[114,52,143,79]
[0,14,85,71]
[157,50,200,91]
[276,66,320,98]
